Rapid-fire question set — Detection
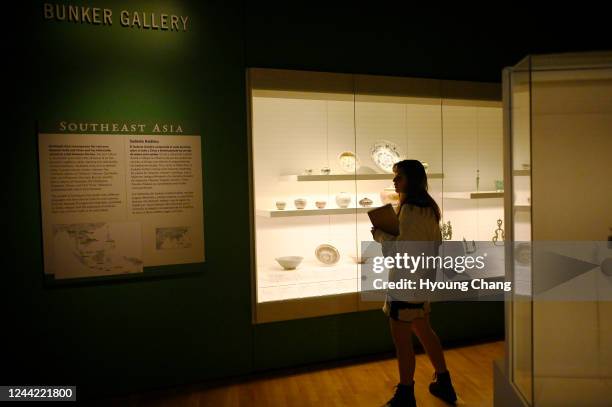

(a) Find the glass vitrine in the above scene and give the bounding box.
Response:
[248,68,503,323]
[501,51,612,406]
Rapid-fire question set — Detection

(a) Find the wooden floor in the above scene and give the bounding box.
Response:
[92,340,503,407]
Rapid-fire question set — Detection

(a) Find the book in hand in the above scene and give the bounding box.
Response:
[367,204,399,236]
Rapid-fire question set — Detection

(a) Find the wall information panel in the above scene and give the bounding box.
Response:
[38,124,204,280]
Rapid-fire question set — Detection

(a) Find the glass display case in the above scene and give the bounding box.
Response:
[499,51,612,406]
[247,68,504,323]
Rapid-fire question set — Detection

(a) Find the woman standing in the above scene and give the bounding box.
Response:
[371,159,457,407]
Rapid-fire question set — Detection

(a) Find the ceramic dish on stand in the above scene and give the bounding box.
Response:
[370,140,403,173]
[315,244,340,265]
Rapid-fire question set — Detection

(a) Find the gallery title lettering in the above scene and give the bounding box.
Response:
[43,3,189,32]
[58,121,184,134]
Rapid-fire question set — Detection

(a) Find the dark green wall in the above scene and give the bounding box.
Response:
[20,1,612,401]
[9,0,253,400]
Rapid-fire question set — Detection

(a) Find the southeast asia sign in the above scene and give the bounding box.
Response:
[38,121,205,280]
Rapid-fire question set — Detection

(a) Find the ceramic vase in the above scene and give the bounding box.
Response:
[335,192,351,208]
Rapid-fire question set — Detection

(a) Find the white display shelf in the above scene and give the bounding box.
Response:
[512,169,531,176]
[443,190,504,199]
[257,259,361,302]
[514,204,531,211]
[280,173,444,182]
[257,206,378,218]
[258,260,360,287]
[258,278,359,303]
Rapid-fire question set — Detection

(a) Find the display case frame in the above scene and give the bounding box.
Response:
[499,51,612,407]
[247,68,504,324]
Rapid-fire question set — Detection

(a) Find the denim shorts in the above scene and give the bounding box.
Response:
[383,296,431,322]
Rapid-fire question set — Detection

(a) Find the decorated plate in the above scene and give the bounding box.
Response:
[315,244,340,265]
[337,151,360,173]
[370,140,403,173]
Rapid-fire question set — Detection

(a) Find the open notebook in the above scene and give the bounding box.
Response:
[367,204,399,236]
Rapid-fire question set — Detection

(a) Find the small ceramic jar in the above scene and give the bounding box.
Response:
[358,197,373,207]
[294,198,307,209]
[315,200,327,209]
[335,192,351,208]
[275,201,286,210]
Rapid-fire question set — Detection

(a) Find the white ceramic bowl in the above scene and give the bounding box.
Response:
[294,198,307,209]
[275,256,303,270]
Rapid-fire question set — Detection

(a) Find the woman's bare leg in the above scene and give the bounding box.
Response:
[389,318,416,385]
[411,314,448,373]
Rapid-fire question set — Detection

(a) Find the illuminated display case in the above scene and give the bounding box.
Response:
[247,68,504,323]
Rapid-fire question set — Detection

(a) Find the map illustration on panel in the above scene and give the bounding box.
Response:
[51,222,143,278]
[155,226,192,250]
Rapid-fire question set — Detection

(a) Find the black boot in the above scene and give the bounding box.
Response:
[428,370,457,404]
[383,382,416,407]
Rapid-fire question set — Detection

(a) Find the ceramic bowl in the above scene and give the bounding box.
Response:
[275,201,286,210]
[275,256,303,270]
[315,200,327,209]
[294,198,307,209]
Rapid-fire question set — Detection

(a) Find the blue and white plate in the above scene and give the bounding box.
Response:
[370,140,403,173]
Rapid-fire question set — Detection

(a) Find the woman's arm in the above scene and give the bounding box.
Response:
[374,204,438,243]
[372,204,409,243]
[373,226,397,243]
